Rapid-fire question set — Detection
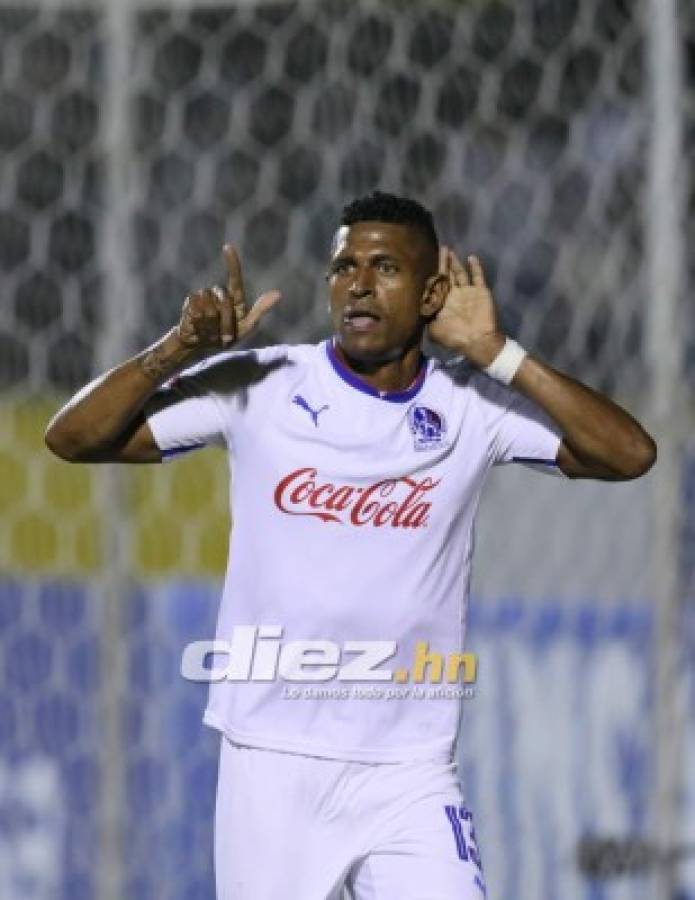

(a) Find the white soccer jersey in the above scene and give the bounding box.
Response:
[146,340,562,763]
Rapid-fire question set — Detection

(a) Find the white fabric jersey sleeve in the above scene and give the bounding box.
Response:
[467,369,563,474]
[146,370,226,460]
[145,347,288,460]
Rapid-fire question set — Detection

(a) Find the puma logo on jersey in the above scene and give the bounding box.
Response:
[293,394,329,427]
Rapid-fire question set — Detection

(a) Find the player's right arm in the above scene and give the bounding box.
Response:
[44,245,280,464]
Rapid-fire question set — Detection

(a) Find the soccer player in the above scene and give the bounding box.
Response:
[45,192,655,899]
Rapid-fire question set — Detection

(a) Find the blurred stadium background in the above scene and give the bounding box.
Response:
[0,0,692,897]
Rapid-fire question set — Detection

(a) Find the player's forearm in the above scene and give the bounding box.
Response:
[511,354,656,479]
[45,329,196,460]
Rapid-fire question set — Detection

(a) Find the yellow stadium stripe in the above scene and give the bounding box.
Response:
[2,398,231,577]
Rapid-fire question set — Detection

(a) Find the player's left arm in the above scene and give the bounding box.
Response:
[505,355,655,480]
[427,249,656,481]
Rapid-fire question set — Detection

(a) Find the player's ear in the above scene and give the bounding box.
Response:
[420,274,448,318]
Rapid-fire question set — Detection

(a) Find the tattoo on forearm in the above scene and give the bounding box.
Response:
[139,344,175,382]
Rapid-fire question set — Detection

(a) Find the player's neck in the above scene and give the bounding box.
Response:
[333,341,424,395]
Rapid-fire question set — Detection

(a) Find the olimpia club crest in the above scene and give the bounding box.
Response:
[407,404,448,452]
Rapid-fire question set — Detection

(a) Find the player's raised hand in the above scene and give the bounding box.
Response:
[427,248,505,368]
[221,244,282,342]
[176,244,281,353]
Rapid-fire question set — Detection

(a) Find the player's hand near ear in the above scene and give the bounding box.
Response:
[430,246,655,480]
[427,248,506,369]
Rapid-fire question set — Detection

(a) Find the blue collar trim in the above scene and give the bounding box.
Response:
[325,339,427,403]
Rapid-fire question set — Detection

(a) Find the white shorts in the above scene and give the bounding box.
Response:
[214,738,486,900]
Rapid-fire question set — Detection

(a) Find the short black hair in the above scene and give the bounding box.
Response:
[340,191,438,253]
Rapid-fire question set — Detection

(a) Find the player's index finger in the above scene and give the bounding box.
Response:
[448,249,469,286]
[468,255,486,287]
[222,244,244,298]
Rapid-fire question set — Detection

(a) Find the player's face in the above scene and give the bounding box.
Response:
[327,222,440,363]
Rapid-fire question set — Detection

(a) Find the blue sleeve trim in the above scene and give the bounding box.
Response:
[161,442,206,460]
[511,456,558,466]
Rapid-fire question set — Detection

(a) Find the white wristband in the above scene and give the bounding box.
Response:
[483,338,527,385]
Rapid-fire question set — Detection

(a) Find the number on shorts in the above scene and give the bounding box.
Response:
[444,804,483,871]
